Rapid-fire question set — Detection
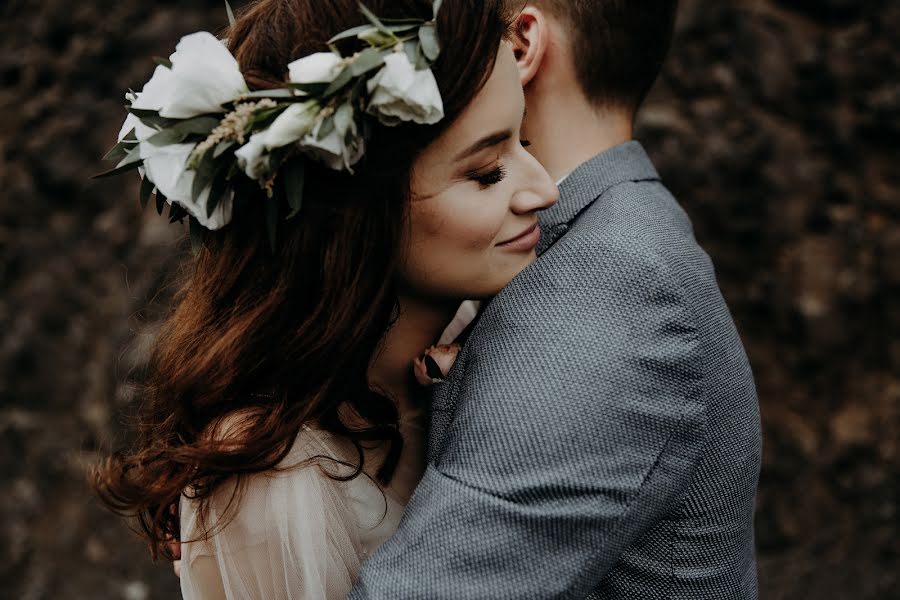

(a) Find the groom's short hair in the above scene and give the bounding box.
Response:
[531,0,679,112]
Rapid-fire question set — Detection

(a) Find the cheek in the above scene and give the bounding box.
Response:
[412,194,504,251]
[401,192,510,296]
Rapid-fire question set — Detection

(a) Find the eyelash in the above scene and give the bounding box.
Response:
[469,164,507,189]
[467,140,531,189]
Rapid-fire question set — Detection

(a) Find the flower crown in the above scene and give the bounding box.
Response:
[97,1,445,251]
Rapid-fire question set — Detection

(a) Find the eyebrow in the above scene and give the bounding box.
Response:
[452,106,529,163]
[453,130,513,162]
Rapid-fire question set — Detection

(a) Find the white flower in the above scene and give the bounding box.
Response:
[265,101,320,147]
[300,118,365,171]
[142,142,233,230]
[117,93,233,228]
[288,52,344,85]
[234,101,320,180]
[234,134,270,181]
[366,53,444,126]
[131,32,248,119]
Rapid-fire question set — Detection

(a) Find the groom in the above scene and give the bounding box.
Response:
[351,1,762,599]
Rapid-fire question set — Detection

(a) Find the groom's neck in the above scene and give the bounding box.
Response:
[523,86,633,182]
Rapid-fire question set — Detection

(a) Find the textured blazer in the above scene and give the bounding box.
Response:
[350,142,762,599]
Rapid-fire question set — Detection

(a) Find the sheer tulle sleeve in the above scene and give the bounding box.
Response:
[179,436,364,600]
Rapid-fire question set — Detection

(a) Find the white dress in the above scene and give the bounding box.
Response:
[178,428,412,600]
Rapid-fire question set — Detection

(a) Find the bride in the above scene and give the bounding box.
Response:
[93,0,557,597]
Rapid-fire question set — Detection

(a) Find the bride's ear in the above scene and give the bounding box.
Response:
[511,7,549,87]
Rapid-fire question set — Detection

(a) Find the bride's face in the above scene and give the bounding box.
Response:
[401,44,558,300]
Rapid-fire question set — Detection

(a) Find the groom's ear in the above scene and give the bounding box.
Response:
[511,7,549,88]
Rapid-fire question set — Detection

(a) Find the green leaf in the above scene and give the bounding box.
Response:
[168,202,188,224]
[358,2,389,34]
[190,147,218,203]
[153,56,173,69]
[284,160,306,219]
[189,216,204,255]
[224,0,236,26]
[403,40,419,65]
[350,47,386,76]
[91,157,143,179]
[206,169,230,218]
[415,43,429,70]
[156,191,167,215]
[102,136,135,163]
[213,140,235,159]
[324,67,354,97]
[316,114,336,141]
[334,102,355,137]
[139,176,155,209]
[288,81,330,96]
[147,116,221,146]
[418,23,440,61]
[236,88,296,100]
[424,355,444,380]
[329,24,377,44]
[128,107,179,130]
[266,195,279,253]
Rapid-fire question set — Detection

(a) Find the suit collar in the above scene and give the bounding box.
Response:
[537,141,660,254]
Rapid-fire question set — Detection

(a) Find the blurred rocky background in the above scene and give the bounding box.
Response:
[0,0,897,597]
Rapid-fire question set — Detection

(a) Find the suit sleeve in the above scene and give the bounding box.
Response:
[349,241,708,599]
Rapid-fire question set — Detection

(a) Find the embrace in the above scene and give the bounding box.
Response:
[94,0,762,598]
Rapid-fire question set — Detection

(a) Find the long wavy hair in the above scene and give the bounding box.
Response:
[92,0,513,559]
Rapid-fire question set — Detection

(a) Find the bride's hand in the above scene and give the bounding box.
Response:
[413,344,461,386]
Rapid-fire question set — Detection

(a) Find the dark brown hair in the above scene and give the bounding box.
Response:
[93,0,512,559]
[532,0,678,112]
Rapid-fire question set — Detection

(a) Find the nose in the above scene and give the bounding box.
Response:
[510,147,559,215]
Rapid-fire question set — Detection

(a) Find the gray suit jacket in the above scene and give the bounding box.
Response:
[350,142,762,599]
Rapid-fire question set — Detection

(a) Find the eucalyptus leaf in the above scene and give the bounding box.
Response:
[358,2,389,34]
[147,116,220,146]
[189,216,204,255]
[415,43,430,70]
[334,103,355,137]
[168,202,188,224]
[224,0,236,26]
[324,67,354,96]
[153,56,173,69]
[128,107,179,130]
[288,82,329,96]
[91,156,143,179]
[350,47,386,76]
[102,136,134,163]
[316,114,336,141]
[329,24,377,44]
[358,28,397,48]
[190,148,218,203]
[236,88,296,100]
[206,169,230,218]
[139,176,155,209]
[284,160,306,219]
[403,40,419,65]
[213,140,235,159]
[418,23,440,61]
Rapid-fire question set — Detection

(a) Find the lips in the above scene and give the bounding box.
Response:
[495,222,542,253]
[497,223,539,246]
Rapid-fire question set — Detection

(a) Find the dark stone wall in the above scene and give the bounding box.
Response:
[0,0,896,598]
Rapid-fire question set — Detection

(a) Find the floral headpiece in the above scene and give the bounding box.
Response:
[97,1,445,250]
